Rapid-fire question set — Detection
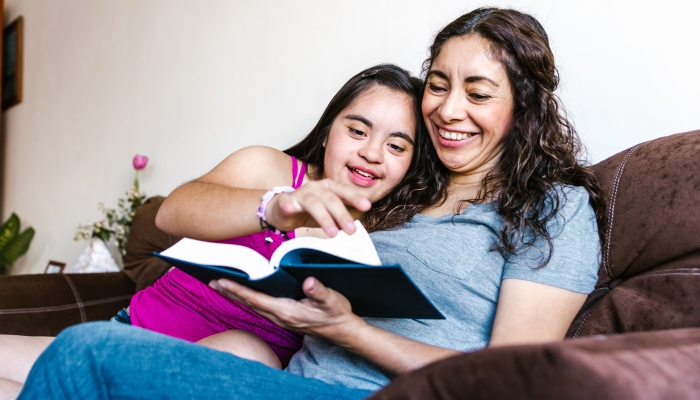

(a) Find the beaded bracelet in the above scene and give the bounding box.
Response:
[257,186,295,241]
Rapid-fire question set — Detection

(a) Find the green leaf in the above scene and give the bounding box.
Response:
[0,227,34,266]
[0,213,20,253]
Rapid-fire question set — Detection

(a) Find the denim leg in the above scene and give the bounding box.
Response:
[18,322,374,400]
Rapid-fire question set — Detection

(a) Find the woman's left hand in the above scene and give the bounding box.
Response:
[209,277,366,342]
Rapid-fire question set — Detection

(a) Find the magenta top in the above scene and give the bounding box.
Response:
[129,156,307,366]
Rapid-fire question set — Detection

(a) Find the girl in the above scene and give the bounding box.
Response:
[130,63,445,369]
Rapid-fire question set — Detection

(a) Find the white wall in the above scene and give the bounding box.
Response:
[3,0,699,274]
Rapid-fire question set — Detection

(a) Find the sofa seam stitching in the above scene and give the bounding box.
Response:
[572,296,605,339]
[0,294,133,315]
[604,144,640,278]
[62,275,87,323]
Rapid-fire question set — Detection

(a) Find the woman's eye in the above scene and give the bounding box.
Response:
[428,84,447,93]
[469,93,491,101]
[349,128,366,137]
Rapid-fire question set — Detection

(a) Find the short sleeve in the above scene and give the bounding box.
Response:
[502,185,601,294]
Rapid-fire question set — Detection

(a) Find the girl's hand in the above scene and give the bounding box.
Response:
[209,277,366,344]
[265,179,372,237]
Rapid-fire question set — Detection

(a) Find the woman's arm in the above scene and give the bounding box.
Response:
[155,146,370,240]
[211,278,461,377]
[488,279,587,347]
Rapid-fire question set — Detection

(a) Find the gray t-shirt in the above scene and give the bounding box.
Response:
[285,185,600,391]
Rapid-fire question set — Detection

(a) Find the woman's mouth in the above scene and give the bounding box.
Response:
[347,166,378,187]
[438,128,475,141]
[436,127,477,148]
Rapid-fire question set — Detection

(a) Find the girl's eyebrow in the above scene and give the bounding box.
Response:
[345,114,373,129]
[428,70,499,87]
[390,132,415,146]
[345,114,414,145]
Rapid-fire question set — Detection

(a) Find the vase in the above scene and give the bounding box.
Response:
[65,238,120,273]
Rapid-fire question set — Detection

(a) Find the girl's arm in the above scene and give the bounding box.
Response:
[155,146,369,240]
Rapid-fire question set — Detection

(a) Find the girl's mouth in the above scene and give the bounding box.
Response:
[347,166,378,187]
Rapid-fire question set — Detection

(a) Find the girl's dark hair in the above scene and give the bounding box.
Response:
[285,64,449,232]
[423,8,607,265]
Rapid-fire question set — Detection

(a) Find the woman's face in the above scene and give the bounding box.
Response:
[422,34,513,175]
[323,85,416,203]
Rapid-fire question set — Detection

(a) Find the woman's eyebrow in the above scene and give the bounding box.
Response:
[465,75,499,86]
[428,70,499,87]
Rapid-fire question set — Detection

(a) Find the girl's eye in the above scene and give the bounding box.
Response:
[388,143,406,153]
[349,128,366,137]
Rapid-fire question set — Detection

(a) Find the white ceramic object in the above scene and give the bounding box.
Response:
[66,238,120,273]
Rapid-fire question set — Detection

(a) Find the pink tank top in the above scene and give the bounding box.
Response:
[129,156,306,366]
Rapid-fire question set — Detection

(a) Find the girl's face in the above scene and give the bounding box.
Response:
[422,34,513,176]
[323,85,416,203]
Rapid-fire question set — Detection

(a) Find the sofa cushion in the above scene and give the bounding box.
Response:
[591,129,700,285]
[369,328,700,400]
[122,196,180,291]
[0,272,134,336]
[567,129,700,337]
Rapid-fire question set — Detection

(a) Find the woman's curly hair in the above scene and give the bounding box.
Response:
[423,8,607,265]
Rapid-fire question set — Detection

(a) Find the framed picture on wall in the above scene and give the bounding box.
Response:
[45,260,66,274]
[2,16,23,111]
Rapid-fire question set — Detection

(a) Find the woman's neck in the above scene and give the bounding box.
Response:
[423,162,498,217]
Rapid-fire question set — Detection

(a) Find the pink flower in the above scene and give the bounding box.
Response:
[133,155,148,170]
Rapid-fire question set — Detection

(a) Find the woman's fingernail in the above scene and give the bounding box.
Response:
[209,281,222,291]
[345,221,356,232]
[326,226,339,237]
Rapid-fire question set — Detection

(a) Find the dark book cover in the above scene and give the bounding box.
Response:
[155,249,444,319]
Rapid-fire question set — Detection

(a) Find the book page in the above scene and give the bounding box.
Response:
[159,238,274,280]
[269,220,381,268]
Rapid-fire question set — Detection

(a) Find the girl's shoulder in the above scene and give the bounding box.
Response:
[202,146,293,189]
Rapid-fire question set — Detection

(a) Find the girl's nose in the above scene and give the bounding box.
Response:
[358,139,384,164]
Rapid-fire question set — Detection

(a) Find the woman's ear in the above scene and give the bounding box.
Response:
[322,137,327,147]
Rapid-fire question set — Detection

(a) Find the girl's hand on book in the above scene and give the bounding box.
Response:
[211,277,367,343]
[265,179,371,237]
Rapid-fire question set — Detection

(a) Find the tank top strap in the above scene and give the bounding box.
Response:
[290,156,306,189]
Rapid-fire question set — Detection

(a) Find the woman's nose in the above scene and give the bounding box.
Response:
[437,91,467,123]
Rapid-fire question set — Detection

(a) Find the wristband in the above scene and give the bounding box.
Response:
[257,186,295,240]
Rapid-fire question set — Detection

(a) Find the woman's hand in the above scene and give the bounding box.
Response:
[264,179,372,237]
[209,277,366,343]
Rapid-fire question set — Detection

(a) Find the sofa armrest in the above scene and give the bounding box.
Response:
[369,328,700,400]
[0,272,134,336]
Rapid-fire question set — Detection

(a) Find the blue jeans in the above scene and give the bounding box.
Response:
[18,322,374,400]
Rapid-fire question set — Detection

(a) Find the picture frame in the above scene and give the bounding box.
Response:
[45,260,66,274]
[2,16,23,111]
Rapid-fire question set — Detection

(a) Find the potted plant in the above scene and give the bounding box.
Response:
[0,213,35,275]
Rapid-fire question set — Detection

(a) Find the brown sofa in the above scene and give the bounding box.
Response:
[2,130,700,398]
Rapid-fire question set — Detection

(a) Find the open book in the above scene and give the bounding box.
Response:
[155,221,443,319]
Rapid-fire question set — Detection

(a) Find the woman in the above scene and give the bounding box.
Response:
[18,7,605,400]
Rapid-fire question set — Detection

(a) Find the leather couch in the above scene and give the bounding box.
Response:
[2,130,699,399]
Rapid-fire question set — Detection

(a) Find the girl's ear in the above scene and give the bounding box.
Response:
[322,137,327,147]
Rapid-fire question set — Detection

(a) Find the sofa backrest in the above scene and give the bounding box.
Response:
[122,196,180,291]
[567,129,700,337]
